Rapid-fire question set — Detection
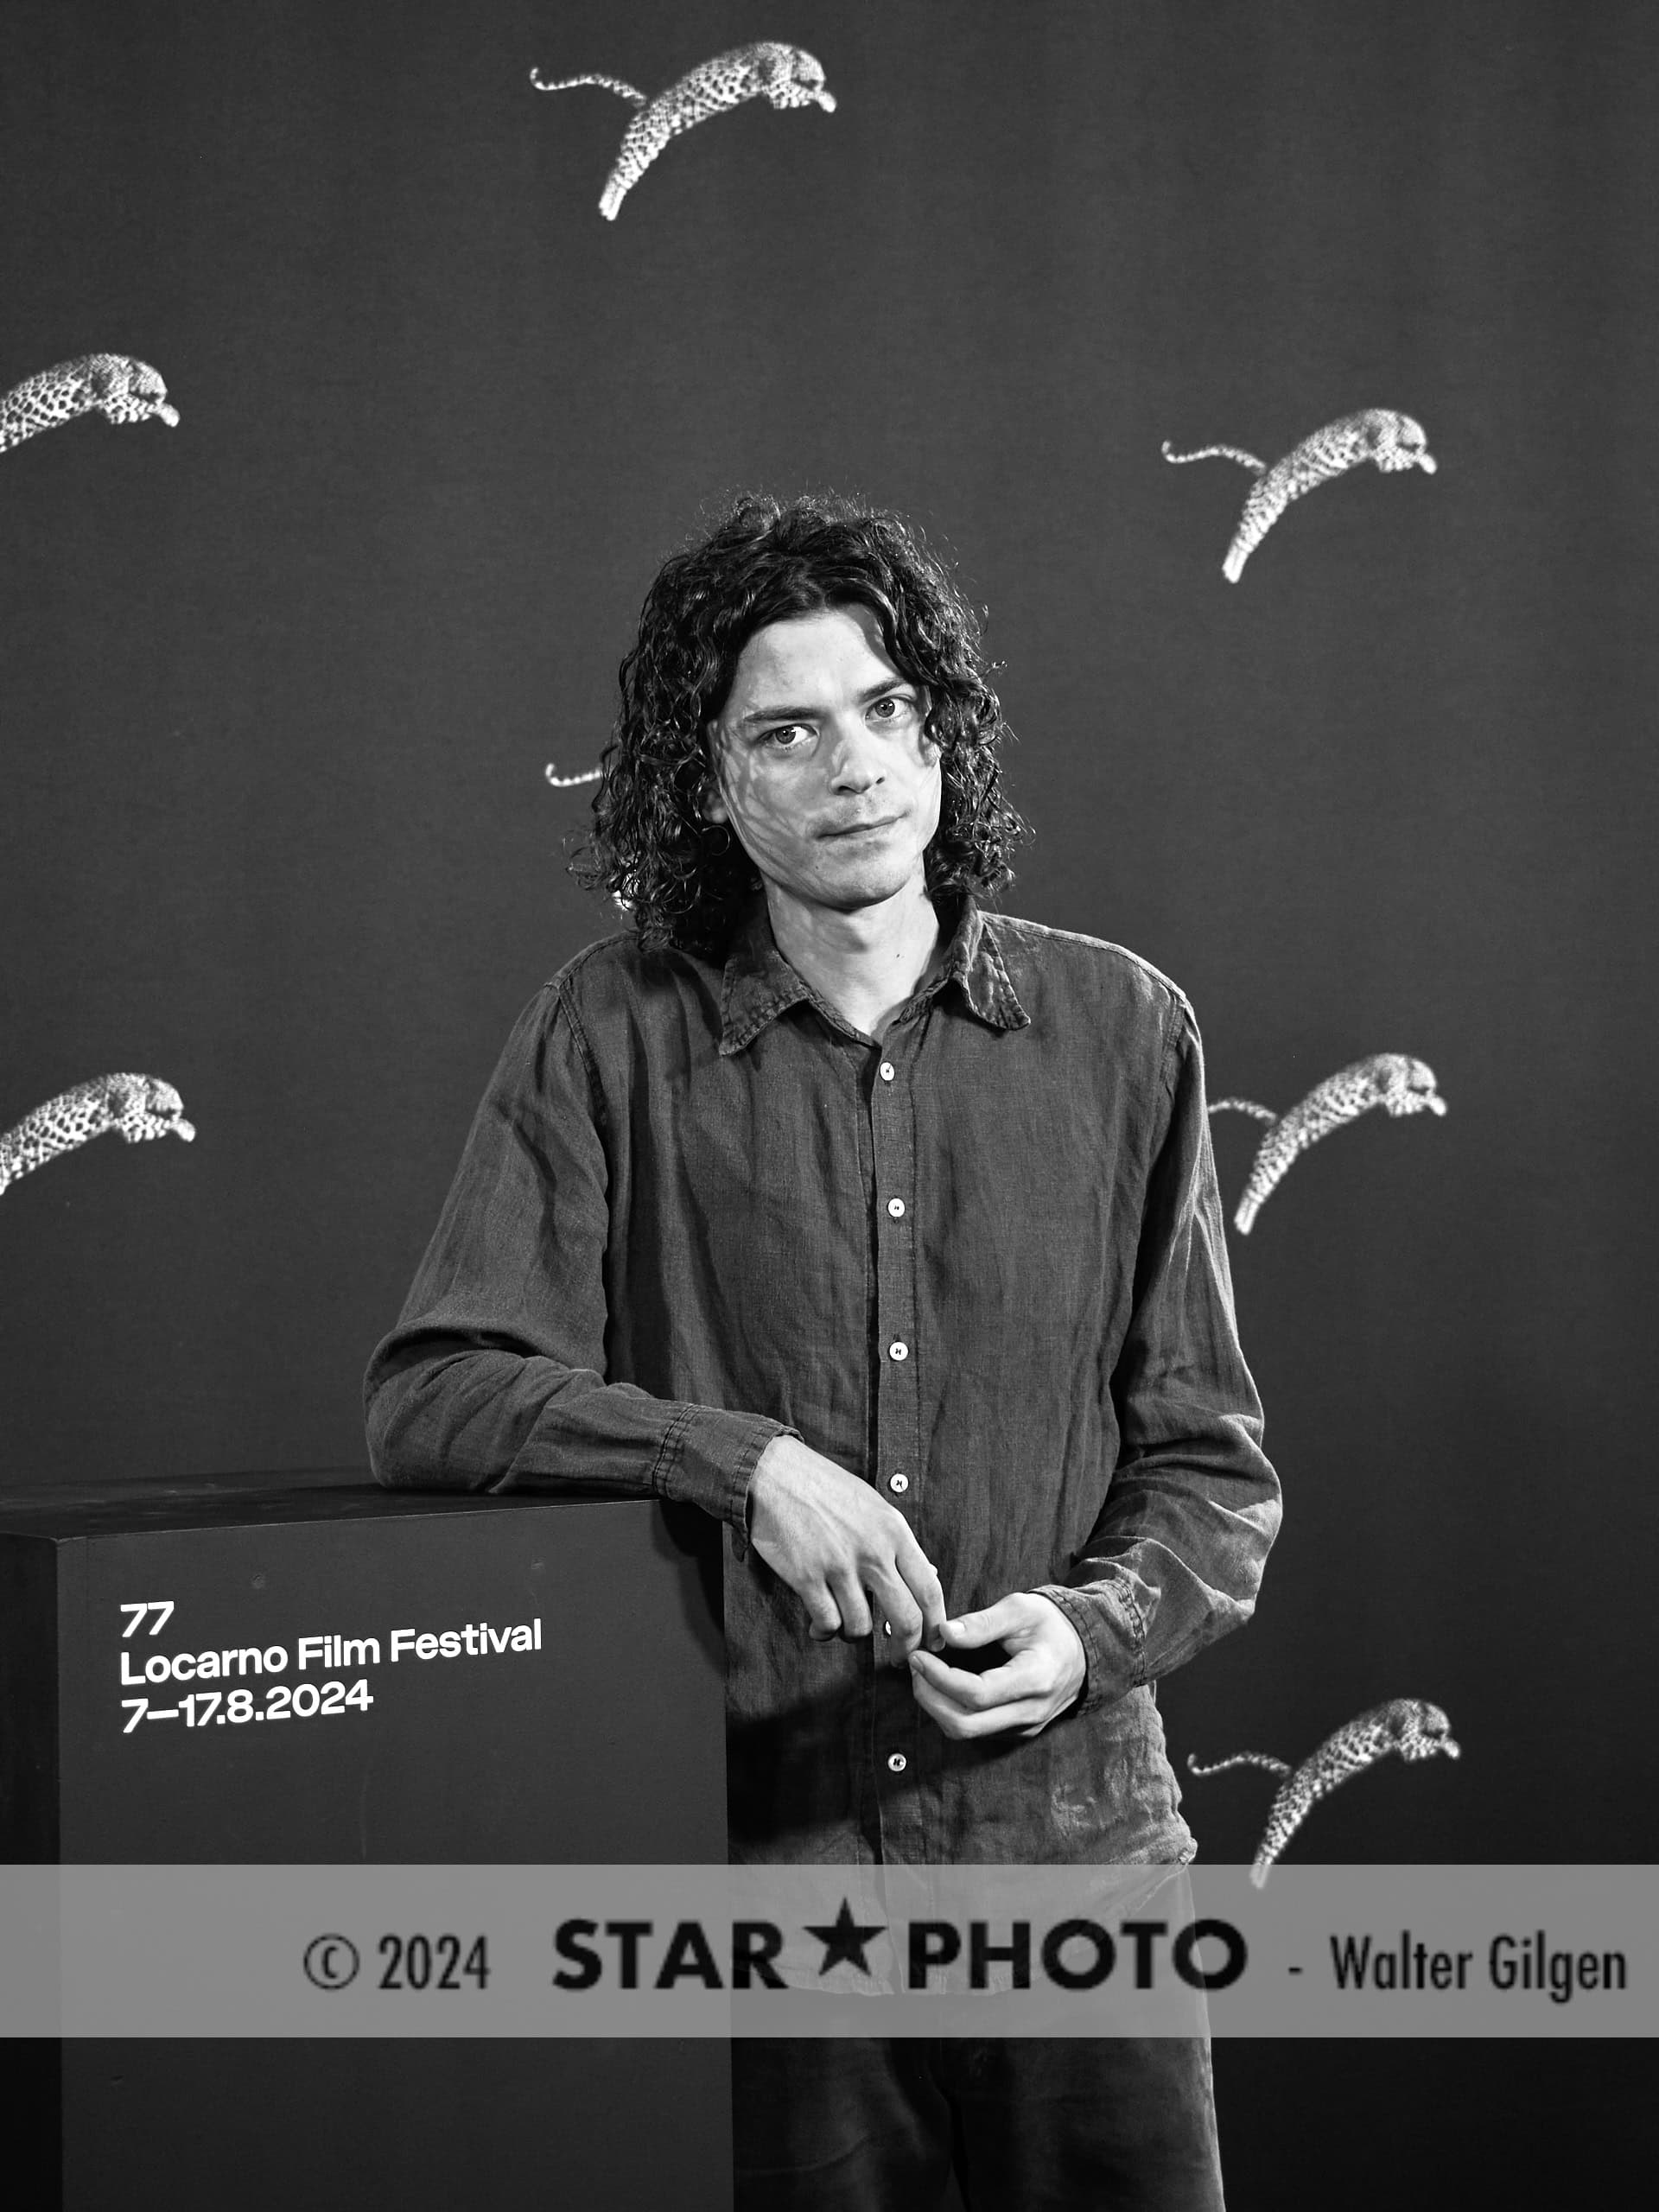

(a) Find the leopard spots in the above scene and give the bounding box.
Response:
[531,42,836,219]
[1211,1053,1447,1233]
[0,355,180,457]
[1187,1698,1459,1885]
[1163,410,1436,578]
[0,1076,195,1197]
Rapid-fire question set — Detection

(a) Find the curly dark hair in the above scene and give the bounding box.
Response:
[570,491,1030,955]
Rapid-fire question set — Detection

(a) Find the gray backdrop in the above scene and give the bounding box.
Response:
[2,1,1654,2200]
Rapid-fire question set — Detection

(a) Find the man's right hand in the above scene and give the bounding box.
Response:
[746,1435,947,1656]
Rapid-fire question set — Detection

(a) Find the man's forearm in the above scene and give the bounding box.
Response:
[365,1331,788,1529]
[1036,1430,1281,1712]
[1042,1001,1281,1712]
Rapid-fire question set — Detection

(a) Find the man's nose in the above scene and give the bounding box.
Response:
[825,718,884,787]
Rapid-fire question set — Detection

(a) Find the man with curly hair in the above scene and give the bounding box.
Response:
[365,492,1279,2209]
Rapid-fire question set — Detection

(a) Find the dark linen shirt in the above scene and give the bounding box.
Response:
[364,898,1280,1866]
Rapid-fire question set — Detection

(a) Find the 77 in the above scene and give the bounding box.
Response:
[119,1601,175,1637]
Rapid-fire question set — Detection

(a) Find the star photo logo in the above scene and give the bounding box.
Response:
[548,1899,1245,1994]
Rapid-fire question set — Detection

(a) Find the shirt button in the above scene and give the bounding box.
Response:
[888,1340,909,1363]
[887,1752,907,1774]
[887,1472,910,1495]
[879,1061,895,1082]
[887,1198,906,1218]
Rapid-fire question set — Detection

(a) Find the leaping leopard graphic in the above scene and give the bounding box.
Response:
[1162,410,1436,579]
[0,1075,195,1197]
[1187,1699,1459,1885]
[1,355,180,457]
[1210,1053,1446,1233]
[531,42,836,219]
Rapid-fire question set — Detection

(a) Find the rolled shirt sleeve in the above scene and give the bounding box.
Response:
[1034,1006,1282,1713]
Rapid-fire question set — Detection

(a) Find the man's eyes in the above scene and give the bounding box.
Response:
[755,696,917,749]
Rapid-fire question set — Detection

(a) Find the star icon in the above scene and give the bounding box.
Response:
[804,1898,887,1976]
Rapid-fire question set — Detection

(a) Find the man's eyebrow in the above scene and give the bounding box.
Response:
[734,678,914,729]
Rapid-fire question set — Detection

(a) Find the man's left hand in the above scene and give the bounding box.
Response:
[907,1592,1087,1739]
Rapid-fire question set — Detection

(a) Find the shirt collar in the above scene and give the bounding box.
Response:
[718,893,1030,1056]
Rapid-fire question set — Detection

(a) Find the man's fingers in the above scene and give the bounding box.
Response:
[800,1585,842,1641]
[893,1532,948,1645]
[827,1571,874,1642]
[866,1570,925,1655]
[941,1593,1029,1647]
[909,1669,1046,1740]
[910,1593,1085,1739]
[748,1438,950,1651]
[911,1648,1040,1711]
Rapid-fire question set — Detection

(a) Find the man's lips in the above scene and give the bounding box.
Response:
[820,817,899,839]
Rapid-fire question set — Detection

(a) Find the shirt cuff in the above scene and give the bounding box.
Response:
[650,1404,798,1542]
[1033,1577,1146,1715]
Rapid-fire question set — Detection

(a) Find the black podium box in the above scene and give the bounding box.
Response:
[0,1470,731,2212]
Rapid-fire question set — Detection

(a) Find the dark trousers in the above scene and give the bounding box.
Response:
[732,2035,1224,2211]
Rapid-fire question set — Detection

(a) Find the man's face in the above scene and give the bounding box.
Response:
[705,603,943,925]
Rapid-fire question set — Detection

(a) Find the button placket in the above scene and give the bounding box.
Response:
[869,1027,926,1856]
[871,1044,919,1514]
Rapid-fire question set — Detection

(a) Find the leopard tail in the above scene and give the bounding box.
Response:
[1162,439,1267,474]
[1185,1751,1291,1779]
[530,71,645,104]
